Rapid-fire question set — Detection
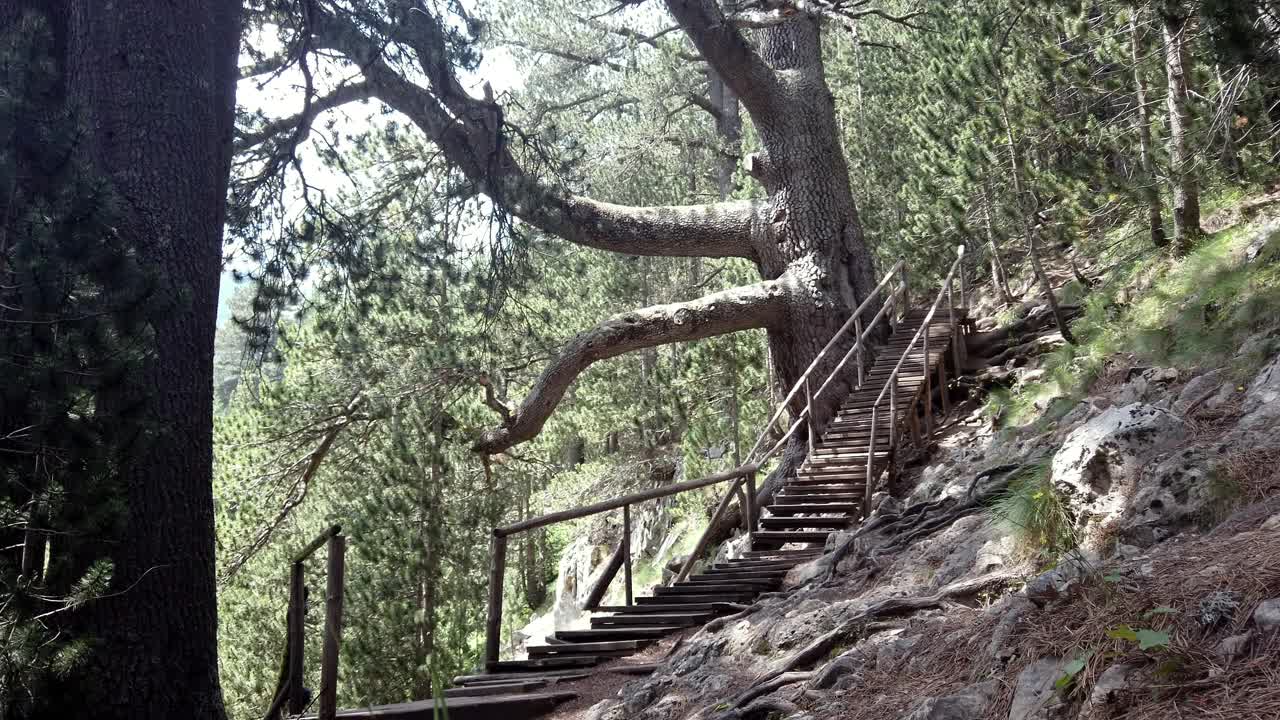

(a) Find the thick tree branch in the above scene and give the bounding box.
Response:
[472,277,795,454]
[235,80,372,154]
[309,7,760,259]
[664,0,782,116]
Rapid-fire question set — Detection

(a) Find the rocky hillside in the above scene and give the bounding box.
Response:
[552,205,1280,720]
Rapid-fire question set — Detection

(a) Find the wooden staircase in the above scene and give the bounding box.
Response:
[297,250,973,720]
[752,309,958,549]
[444,308,964,707]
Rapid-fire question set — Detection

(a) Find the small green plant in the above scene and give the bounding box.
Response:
[1106,625,1171,651]
[1054,649,1094,691]
[989,461,1077,559]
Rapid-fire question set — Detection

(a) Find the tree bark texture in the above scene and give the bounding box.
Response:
[1131,10,1167,249]
[1162,4,1201,255]
[44,1,243,718]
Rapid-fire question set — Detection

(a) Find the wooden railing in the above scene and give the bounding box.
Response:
[859,246,966,518]
[481,259,918,666]
[264,525,348,720]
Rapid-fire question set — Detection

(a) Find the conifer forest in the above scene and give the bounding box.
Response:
[3,1,1280,719]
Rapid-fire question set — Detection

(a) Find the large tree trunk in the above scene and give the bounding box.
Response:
[47,2,242,718]
[1162,4,1201,256]
[1131,10,1167,249]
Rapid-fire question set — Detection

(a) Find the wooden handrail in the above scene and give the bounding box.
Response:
[742,260,904,462]
[494,464,755,537]
[861,246,965,517]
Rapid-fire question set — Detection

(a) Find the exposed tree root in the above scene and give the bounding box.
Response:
[737,571,1019,702]
[818,463,1023,585]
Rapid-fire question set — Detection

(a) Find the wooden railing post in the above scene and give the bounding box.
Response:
[484,533,508,667]
[864,403,878,519]
[804,378,816,457]
[949,278,962,376]
[899,264,910,323]
[622,504,633,606]
[744,471,757,543]
[318,534,346,720]
[889,380,898,452]
[287,562,306,715]
[853,315,865,387]
[923,319,933,436]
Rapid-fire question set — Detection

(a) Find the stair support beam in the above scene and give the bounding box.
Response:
[622,504,634,606]
[484,534,508,667]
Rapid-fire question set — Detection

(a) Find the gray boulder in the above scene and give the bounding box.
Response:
[1236,353,1280,435]
[1051,404,1186,550]
[1117,447,1220,546]
[1079,663,1134,719]
[903,680,1000,720]
[1172,369,1225,415]
[1254,598,1280,632]
[1008,657,1071,720]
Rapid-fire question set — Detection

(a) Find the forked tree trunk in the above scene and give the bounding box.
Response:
[1131,10,1167,249]
[980,183,1016,305]
[278,3,881,521]
[1162,4,1201,255]
[47,1,242,718]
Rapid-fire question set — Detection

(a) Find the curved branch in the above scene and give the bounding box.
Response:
[472,277,795,454]
[664,0,781,117]
[235,80,372,154]
[309,8,760,259]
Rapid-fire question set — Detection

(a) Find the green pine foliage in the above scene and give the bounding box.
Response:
[0,12,156,717]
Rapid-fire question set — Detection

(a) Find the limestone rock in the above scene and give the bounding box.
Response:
[1117,447,1220,547]
[902,680,1000,720]
[1024,558,1088,608]
[1254,598,1280,631]
[1008,657,1071,720]
[1080,663,1134,719]
[1051,404,1186,549]
[1215,632,1254,658]
[1236,353,1280,435]
[1172,369,1225,415]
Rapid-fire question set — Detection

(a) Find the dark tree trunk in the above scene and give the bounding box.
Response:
[1131,10,1167,249]
[1162,4,1201,255]
[45,1,242,718]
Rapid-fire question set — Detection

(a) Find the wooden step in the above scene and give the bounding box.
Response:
[764,502,857,516]
[742,549,823,560]
[774,489,860,501]
[596,603,719,614]
[443,680,548,697]
[488,656,601,672]
[751,530,833,547]
[319,691,578,719]
[783,483,865,495]
[528,640,644,657]
[696,568,789,580]
[453,669,591,686]
[654,583,764,596]
[715,559,806,570]
[591,612,711,627]
[683,574,780,587]
[553,626,683,642]
[636,593,757,604]
[760,516,852,530]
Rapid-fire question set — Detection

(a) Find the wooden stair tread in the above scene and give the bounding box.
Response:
[553,627,684,642]
[760,516,852,529]
[764,502,857,514]
[591,613,711,626]
[325,691,578,719]
[528,640,642,655]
